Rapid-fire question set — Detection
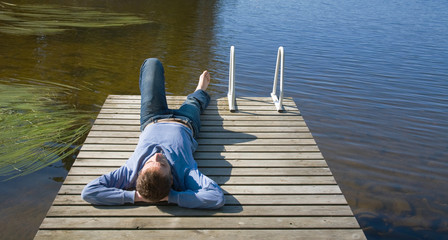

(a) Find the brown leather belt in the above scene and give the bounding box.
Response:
[148,118,192,131]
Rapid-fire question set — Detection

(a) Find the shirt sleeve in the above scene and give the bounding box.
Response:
[168,169,225,209]
[81,166,135,205]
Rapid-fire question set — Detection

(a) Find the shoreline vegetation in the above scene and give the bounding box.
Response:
[0,80,94,181]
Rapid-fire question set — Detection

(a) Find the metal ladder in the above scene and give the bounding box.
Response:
[227,46,285,112]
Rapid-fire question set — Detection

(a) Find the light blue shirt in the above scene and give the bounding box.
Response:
[81,122,225,209]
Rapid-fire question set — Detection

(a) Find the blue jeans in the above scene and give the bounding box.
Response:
[139,58,210,138]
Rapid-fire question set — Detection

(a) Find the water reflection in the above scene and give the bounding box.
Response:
[0,2,151,35]
[1,0,221,109]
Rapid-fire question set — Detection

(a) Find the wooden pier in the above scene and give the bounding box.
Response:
[35,95,366,239]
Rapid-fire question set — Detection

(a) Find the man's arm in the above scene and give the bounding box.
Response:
[81,166,135,205]
[168,169,225,209]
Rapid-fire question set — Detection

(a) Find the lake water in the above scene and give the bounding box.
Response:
[1,0,447,239]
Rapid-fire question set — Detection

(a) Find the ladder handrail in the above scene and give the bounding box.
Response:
[271,46,285,112]
[228,46,236,111]
[227,46,285,112]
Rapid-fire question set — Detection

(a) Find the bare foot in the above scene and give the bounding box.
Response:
[196,70,210,91]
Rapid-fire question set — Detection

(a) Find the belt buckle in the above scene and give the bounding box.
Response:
[176,118,192,131]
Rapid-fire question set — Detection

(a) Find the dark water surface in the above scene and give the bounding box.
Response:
[1,0,447,239]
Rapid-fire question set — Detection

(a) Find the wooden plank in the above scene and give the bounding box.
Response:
[194,152,324,159]
[221,185,342,194]
[106,94,290,99]
[92,120,308,127]
[202,120,307,126]
[63,175,337,185]
[107,95,294,101]
[35,229,366,240]
[39,216,360,229]
[205,110,301,115]
[56,184,341,195]
[98,109,302,116]
[199,167,332,176]
[95,113,304,121]
[71,159,328,168]
[224,194,348,205]
[104,99,298,106]
[83,137,140,144]
[101,104,300,112]
[95,112,303,120]
[67,167,332,176]
[79,144,320,152]
[199,132,313,139]
[46,205,355,217]
[83,137,317,145]
[75,151,324,160]
[196,145,320,152]
[104,95,297,103]
[86,131,314,139]
[89,124,311,132]
[53,194,347,205]
[203,126,310,132]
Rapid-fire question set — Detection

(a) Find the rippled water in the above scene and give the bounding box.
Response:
[1,0,447,239]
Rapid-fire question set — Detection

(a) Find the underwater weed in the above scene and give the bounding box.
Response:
[0,82,94,181]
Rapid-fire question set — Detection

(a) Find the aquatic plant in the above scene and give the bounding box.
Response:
[0,81,94,181]
[0,1,151,35]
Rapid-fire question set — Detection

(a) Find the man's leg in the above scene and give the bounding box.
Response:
[139,58,170,131]
[174,71,211,137]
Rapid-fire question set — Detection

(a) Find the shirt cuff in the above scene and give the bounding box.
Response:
[168,189,179,204]
[124,190,135,204]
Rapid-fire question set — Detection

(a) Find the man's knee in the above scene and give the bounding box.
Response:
[141,58,163,72]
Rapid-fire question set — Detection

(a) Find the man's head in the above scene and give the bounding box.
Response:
[136,153,172,202]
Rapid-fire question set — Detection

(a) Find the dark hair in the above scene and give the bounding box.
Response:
[136,168,172,202]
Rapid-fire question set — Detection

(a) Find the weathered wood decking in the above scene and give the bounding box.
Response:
[35,95,366,239]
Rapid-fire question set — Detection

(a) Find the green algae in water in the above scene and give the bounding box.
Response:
[0,82,95,181]
[0,2,151,35]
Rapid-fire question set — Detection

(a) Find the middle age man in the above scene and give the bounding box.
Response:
[82,58,225,209]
